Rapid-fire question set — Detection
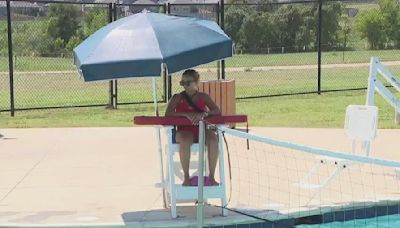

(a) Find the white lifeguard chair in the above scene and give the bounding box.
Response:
[366,57,400,125]
[299,105,378,190]
[158,125,228,218]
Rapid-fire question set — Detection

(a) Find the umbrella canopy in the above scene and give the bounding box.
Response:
[74,12,233,82]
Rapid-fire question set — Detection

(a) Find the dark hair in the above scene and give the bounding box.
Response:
[182,69,200,81]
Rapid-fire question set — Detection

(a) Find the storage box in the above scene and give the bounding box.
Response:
[199,79,236,117]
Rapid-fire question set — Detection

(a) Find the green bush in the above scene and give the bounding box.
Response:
[356,9,386,49]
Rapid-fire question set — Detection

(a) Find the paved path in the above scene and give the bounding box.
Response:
[0,127,400,227]
[1,61,399,75]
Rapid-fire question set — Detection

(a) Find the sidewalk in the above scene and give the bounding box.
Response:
[0,127,399,227]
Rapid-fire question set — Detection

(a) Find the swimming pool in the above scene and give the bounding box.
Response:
[207,204,400,228]
[294,204,400,228]
[296,214,400,227]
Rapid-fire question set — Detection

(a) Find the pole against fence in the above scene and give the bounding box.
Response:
[197,120,205,228]
[166,3,172,100]
[220,0,225,80]
[317,0,322,95]
[114,80,118,109]
[6,0,14,116]
[162,3,168,102]
[107,3,114,108]
[216,2,221,80]
[113,2,118,109]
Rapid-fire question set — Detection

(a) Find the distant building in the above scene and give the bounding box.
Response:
[0,1,42,18]
[165,0,218,21]
[94,0,115,3]
[120,0,160,15]
[345,8,359,17]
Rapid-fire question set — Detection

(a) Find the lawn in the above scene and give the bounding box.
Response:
[1,90,399,129]
[2,65,399,111]
[0,47,399,129]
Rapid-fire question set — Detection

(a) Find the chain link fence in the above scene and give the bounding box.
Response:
[224,2,319,98]
[222,0,400,98]
[0,0,399,113]
[0,3,9,111]
[321,1,400,91]
[1,1,111,112]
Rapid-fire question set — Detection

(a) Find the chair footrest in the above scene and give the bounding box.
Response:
[155,182,167,188]
[296,182,324,189]
[318,156,353,166]
[168,185,225,200]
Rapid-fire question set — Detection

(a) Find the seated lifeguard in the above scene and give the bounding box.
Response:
[165,69,221,186]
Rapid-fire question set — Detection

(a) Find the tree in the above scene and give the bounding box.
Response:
[0,23,6,56]
[378,0,400,48]
[256,0,279,13]
[356,9,386,49]
[239,12,278,52]
[66,35,82,52]
[272,5,304,50]
[46,4,80,46]
[224,5,250,49]
[338,15,352,50]
[317,2,343,49]
[296,5,315,51]
[81,6,108,39]
[10,21,50,56]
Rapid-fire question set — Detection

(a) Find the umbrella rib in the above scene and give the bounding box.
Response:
[146,17,166,64]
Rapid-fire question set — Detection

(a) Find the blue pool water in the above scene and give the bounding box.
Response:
[211,205,400,227]
[296,214,400,227]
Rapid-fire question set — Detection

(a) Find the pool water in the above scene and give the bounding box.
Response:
[296,214,400,227]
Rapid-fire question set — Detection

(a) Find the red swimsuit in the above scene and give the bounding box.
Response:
[175,94,207,141]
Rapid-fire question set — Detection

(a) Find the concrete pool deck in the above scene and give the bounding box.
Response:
[0,127,399,227]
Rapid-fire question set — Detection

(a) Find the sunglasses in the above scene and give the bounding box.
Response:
[179,80,195,86]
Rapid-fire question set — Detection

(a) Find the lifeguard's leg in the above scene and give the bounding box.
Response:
[176,131,194,186]
[206,129,219,185]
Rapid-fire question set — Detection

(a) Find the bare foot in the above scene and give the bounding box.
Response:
[182,179,191,186]
[209,177,219,186]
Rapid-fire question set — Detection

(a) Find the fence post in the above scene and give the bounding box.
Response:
[107,3,114,108]
[6,0,14,116]
[114,79,118,109]
[216,2,221,80]
[162,3,167,102]
[220,0,225,80]
[317,0,322,95]
[167,3,172,100]
[113,2,118,109]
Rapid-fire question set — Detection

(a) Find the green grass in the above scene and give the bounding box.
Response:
[2,66,399,111]
[0,72,165,110]
[242,90,399,129]
[0,56,74,72]
[1,50,399,72]
[0,50,399,129]
[1,90,399,129]
[226,50,400,67]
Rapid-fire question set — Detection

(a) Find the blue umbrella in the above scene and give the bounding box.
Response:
[73,11,233,82]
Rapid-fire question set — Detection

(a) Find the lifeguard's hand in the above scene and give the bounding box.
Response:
[185,113,205,125]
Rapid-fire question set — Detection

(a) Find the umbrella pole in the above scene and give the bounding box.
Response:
[152,77,159,116]
[197,121,205,228]
[152,76,168,208]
